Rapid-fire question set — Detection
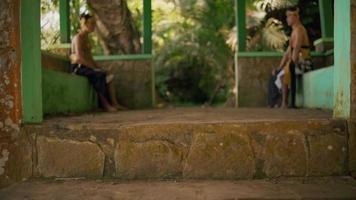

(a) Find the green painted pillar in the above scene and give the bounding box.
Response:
[319,0,334,38]
[21,0,43,123]
[235,0,246,52]
[142,0,155,106]
[333,0,351,118]
[60,0,71,43]
[143,0,152,54]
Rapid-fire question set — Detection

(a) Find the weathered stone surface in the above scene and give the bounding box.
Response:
[41,52,70,72]
[348,120,356,178]
[37,136,105,178]
[238,57,280,107]
[115,140,184,179]
[0,137,32,188]
[351,0,356,118]
[4,137,32,181]
[250,131,307,178]
[183,132,255,179]
[308,132,348,176]
[353,61,356,118]
[99,60,152,109]
[113,124,192,179]
[21,110,350,180]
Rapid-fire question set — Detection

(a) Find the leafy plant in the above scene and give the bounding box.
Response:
[152,0,235,105]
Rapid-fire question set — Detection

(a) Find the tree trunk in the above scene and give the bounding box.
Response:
[86,0,151,110]
[87,0,141,54]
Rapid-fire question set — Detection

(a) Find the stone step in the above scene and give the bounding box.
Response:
[20,108,349,180]
[1,177,356,199]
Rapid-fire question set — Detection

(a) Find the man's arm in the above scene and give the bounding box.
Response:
[278,46,291,69]
[73,36,99,68]
[272,46,291,75]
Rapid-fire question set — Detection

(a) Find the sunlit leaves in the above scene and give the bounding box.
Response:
[253,0,299,11]
[261,18,288,50]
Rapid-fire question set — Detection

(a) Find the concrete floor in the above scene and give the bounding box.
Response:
[43,107,333,128]
[1,177,356,200]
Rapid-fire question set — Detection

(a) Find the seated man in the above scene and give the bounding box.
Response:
[273,7,312,109]
[70,13,125,112]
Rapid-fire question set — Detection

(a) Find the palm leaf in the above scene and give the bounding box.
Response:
[254,0,299,11]
[261,18,288,51]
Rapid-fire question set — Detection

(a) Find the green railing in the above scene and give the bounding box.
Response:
[237,50,334,58]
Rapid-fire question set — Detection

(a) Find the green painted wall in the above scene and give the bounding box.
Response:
[333,0,351,118]
[42,69,97,115]
[297,66,334,109]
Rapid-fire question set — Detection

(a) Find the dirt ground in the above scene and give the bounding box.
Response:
[1,177,356,200]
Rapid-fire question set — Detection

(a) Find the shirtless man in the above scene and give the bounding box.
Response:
[274,7,311,108]
[70,13,124,112]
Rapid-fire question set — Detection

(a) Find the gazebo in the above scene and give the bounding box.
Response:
[18,0,351,123]
[0,0,356,193]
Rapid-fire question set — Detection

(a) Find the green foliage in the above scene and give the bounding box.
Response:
[246,0,322,50]
[69,0,86,37]
[127,1,143,34]
[41,0,60,48]
[153,0,235,104]
[252,0,298,11]
[238,0,299,51]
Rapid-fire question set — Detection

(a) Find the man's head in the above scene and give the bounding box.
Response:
[80,13,96,33]
[286,7,300,26]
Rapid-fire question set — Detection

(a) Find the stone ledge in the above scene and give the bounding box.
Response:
[23,118,349,180]
[349,120,356,178]
[36,136,105,178]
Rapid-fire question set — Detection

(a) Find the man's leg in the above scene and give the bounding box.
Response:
[281,83,289,109]
[98,93,117,112]
[289,62,296,108]
[77,67,117,112]
[107,81,126,110]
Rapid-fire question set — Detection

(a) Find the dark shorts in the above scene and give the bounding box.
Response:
[70,64,108,98]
